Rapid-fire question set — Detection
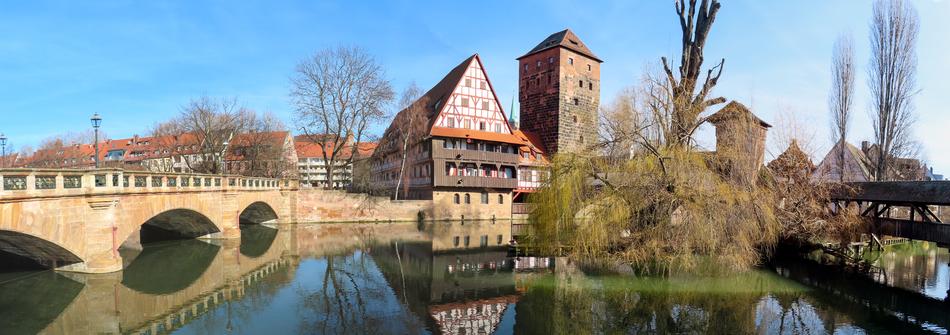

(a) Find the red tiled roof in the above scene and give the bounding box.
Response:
[295,138,376,160]
[518,29,602,62]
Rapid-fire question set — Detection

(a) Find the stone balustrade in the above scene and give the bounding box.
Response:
[0,168,298,199]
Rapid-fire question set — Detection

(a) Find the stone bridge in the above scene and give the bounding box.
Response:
[0,168,298,273]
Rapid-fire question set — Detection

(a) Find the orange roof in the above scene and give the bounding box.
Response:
[295,138,376,160]
[513,130,546,154]
[430,127,524,145]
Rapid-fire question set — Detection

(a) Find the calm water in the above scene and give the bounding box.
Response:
[1,222,949,334]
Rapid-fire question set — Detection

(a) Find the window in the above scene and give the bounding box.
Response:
[573,115,578,123]
[464,236,470,247]
[481,192,488,204]
[479,122,486,131]
[568,57,574,65]
[536,60,541,68]
[465,78,472,87]
[589,82,593,90]
[494,123,502,133]
[482,101,489,110]
[446,162,456,176]
[497,235,504,245]
[498,194,504,204]
[579,80,583,87]
[454,236,460,246]
[523,64,528,71]
[464,119,472,129]
[454,194,460,204]
[460,97,469,107]
[480,81,486,89]
[588,64,592,71]
[447,118,455,128]
[464,193,471,204]
[548,57,554,64]
[480,235,488,247]
[574,98,579,106]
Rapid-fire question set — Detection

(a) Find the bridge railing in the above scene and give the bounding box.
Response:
[0,168,298,198]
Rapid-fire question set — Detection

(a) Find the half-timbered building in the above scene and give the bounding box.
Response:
[373,54,544,218]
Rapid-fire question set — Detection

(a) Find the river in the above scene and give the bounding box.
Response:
[0,222,948,334]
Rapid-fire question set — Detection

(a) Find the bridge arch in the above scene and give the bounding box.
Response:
[239,201,279,225]
[0,230,83,269]
[135,208,222,245]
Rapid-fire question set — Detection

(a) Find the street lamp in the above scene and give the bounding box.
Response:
[0,133,7,168]
[90,113,102,168]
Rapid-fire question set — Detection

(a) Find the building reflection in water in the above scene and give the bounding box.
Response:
[372,221,555,335]
[5,222,950,334]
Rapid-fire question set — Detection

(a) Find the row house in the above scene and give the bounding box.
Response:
[295,135,376,188]
[16,131,296,178]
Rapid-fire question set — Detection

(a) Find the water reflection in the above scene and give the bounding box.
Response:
[866,242,950,300]
[0,271,83,334]
[122,239,221,294]
[1,222,949,334]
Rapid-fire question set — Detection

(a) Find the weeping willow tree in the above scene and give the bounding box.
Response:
[528,0,782,274]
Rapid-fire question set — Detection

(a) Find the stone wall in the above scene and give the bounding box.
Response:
[295,189,513,222]
[295,189,430,222]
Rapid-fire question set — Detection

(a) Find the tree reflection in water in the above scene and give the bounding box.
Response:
[296,250,425,335]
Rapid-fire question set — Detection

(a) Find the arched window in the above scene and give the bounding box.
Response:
[481,192,489,204]
[464,193,471,204]
[498,194,504,204]
[453,193,460,204]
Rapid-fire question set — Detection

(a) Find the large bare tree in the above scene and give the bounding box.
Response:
[175,96,248,174]
[291,46,394,189]
[868,0,919,181]
[390,82,424,200]
[660,0,726,148]
[829,34,855,182]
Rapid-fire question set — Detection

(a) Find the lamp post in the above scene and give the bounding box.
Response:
[90,113,102,168]
[0,133,7,168]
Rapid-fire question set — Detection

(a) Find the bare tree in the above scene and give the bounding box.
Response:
[660,0,726,148]
[869,0,919,181]
[175,96,247,174]
[829,34,855,182]
[598,87,643,161]
[291,46,394,189]
[227,112,294,178]
[390,83,425,200]
[770,105,820,160]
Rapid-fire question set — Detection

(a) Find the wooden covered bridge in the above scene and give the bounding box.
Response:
[831,181,950,246]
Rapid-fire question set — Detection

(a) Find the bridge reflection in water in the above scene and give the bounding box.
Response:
[3,222,950,334]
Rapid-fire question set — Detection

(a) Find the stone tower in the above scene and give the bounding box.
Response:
[517,29,602,154]
[708,101,771,185]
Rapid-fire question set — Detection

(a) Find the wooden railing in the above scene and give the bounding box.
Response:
[512,203,536,215]
[433,174,518,189]
[0,168,297,198]
[432,146,520,165]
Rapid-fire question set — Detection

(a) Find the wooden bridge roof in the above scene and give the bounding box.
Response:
[831,181,950,206]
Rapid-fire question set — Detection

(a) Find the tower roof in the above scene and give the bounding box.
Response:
[517,29,601,62]
[707,101,772,128]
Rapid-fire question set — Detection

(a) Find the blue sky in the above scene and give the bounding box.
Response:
[1,1,949,172]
